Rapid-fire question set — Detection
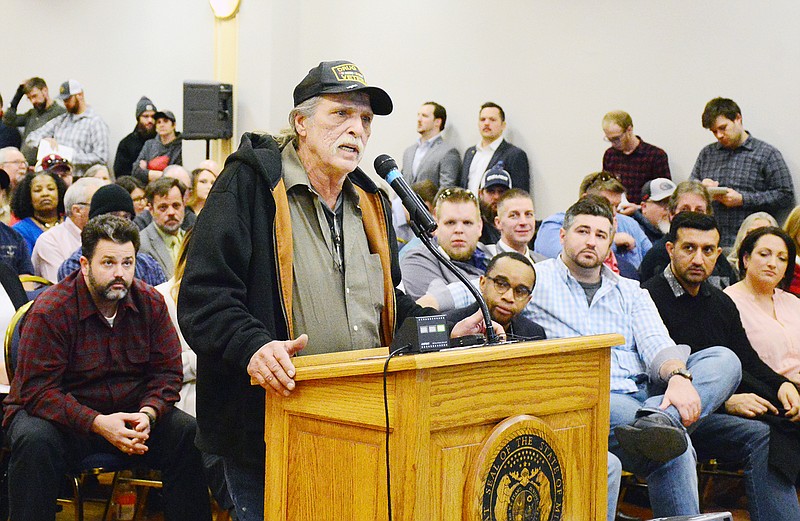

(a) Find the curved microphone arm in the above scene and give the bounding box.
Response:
[410,222,500,345]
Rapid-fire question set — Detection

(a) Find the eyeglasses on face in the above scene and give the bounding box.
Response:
[485,275,533,301]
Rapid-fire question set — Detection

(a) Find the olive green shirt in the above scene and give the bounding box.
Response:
[282,144,384,355]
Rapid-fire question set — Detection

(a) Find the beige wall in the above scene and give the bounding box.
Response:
[7,1,800,217]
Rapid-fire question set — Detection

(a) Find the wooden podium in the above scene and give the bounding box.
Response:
[262,333,621,521]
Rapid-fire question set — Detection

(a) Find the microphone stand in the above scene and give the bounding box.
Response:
[408,220,500,345]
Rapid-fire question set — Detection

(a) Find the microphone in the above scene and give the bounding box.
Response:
[374,155,437,235]
[374,154,499,346]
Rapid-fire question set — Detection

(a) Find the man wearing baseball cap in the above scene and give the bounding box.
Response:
[631,177,678,243]
[477,162,512,244]
[114,96,157,178]
[24,79,109,176]
[39,153,74,187]
[177,60,497,520]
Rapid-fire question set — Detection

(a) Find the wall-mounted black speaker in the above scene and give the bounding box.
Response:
[183,81,233,140]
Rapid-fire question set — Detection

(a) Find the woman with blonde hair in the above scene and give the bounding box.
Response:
[726,212,778,278]
[783,206,800,296]
[186,167,217,216]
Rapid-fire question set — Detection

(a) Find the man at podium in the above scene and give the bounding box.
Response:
[178,60,494,521]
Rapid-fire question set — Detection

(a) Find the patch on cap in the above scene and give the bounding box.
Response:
[331,63,367,85]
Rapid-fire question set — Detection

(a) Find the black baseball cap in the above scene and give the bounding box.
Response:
[293,60,393,116]
[154,110,176,123]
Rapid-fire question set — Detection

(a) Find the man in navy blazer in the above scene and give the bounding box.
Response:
[459,102,530,193]
[400,102,460,188]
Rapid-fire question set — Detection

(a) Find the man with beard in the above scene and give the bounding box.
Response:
[630,178,676,243]
[400,186,488,300]
[527,195,740,518]
[3,214,212,521]
[114,96,157,178]
[477,162,512,244]
[3,78,66,164]
[177,60,494,520]
[138,177,185,277]
[24,80,110,176]
[642,211,800,521]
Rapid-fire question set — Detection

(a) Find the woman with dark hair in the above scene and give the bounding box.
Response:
[724,226,800,383]
[11,170,66,253]
[186,167,217,216]
[115,175,148,215]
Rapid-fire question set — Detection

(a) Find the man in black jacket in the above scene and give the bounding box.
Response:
[642,211,800,521]
[178,60,494,521]
[114,96,156,178]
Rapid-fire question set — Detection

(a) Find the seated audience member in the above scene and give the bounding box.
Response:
[196,158,221,177]
[31,177,105,281]
[725,212,778,279]
[3,214,212,520]
[155,229,235,518]
[725,227,800,383]
[639,180,737,289]
[534,171,651,269]
[601,110,671,205]
[527,195,740,518]
[0,261,31,387]
[133,166,196,231]
[0,147,29,195]
[114,96,157,178]
[447,251,545,340]
[631,178,675,243]
[187,167,217,216]
[0,169,10,225]
[139,177,187,277]
[783,205,800,296]
[393,179,437,252]
[642,212,800,521]
[0,93,21,149]
[476,163,512,245]
[57,184,167,286]
[485,188,546,264]
[39,153,74,188]
[83,163,113,182]
[132,110,182,184]
[400,187,487,300]
[11,170,66,253]
[0,224,32,276]
[116,175,148,216]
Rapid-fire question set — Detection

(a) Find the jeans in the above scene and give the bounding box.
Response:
[692,413,800,521]
[607,451,622,521]
[608,346,741,517]
[6,408,212,521]
[222,456,265,521]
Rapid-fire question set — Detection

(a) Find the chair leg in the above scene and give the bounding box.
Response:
[71,475,83,521]
[103,472,121,521]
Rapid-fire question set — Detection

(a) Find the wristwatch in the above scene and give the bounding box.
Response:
[142,410,157,427]
[669,368,693,382]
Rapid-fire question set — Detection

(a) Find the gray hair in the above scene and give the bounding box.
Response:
[0,147,21,163]
[275,96,323,148]
[65,177,104,214]
[84,164,113,181]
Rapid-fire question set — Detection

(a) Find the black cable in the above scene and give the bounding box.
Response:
[383,344,409,521]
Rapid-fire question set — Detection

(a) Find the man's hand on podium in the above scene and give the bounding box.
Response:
[248,334,308,396]
[450,309,506,341]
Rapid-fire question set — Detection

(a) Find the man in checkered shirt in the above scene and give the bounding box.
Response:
[690,97,795,248]
[24,79,109,176]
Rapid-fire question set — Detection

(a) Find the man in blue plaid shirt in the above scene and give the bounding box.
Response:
[690,97,795,248]
[527,195,741,518]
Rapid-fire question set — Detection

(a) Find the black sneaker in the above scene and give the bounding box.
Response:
[614,413,688,463]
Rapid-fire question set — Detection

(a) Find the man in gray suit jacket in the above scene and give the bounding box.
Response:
[139,176,186,277]
[400,102,461,188]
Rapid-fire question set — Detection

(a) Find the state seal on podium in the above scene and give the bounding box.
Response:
[464,415,565,521]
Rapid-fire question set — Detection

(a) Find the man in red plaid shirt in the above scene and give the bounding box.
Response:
[3,214,211,521]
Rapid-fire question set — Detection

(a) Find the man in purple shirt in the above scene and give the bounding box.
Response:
[3,215,211,521]
[602,110,671,205]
